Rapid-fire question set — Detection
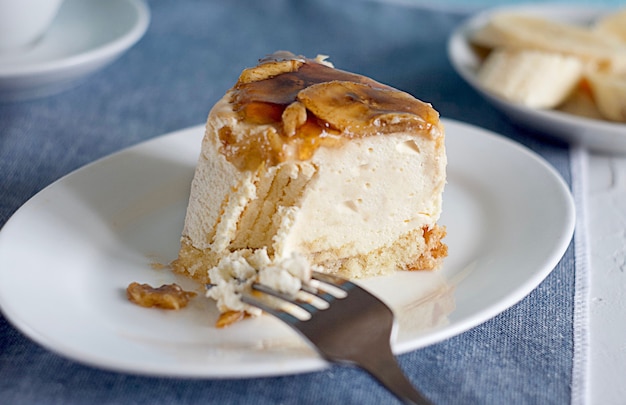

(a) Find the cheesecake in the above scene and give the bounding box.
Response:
[172,52,447,321]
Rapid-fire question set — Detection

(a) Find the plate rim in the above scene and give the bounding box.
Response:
[0,119,575,378]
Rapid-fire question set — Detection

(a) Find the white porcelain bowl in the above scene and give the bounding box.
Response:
[447,4,626,154]
[0,0,64,52]
[0,0,149,101]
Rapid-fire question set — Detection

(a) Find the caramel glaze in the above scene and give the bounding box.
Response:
[221,52,439,171]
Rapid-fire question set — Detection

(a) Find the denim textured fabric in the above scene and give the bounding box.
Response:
[1,1,578,403]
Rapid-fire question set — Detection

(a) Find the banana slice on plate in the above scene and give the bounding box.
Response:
[476,48,583,109]
[470,12,626,71]
[586,70,626,122]
[557,81,605,120]
[594,9,626,43]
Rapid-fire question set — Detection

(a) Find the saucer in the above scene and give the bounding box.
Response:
[0,0,149,101]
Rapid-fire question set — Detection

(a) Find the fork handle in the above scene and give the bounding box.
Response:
[359,351,432,405]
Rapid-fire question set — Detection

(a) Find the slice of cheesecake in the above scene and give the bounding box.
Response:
[172,52,447,319]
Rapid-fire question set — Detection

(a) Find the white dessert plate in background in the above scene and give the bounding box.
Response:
[448,4,626,154]
[0,0,149,101]
[0,119,575,378]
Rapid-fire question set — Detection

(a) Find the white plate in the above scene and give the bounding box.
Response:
[0,0,149,101]
[448,4,626,154]
[0,119,575,378]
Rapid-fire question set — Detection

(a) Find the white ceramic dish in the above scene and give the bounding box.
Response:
[448,4,626,154]
[0,0,149,101]
[0,119,575,378]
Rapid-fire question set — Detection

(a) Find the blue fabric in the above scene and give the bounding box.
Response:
[1,0,578,403]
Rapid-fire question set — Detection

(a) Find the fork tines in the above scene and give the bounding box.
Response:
[241,271,351,324]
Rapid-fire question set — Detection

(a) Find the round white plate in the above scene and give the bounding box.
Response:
[0,0,149,101]
[448,4,626,154]
[0,119,575,378]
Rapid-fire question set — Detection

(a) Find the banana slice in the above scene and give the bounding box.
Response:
[471,13,626,71]
[594,9,626,44]
[557,80,605,120]
[589,9,626,122]
[297,81,438,136]
[238,59,304,84]
[586,70,626,122]
[476,48,583,109]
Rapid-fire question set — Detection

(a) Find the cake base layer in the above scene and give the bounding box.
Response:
[172,224,447,283]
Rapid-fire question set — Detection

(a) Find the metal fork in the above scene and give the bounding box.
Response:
[241,271,433,405]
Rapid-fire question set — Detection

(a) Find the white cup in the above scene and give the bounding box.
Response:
[0,0,64,53]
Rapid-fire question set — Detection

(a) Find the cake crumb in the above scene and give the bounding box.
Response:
[126,282,197,310]
[150,261,167,270]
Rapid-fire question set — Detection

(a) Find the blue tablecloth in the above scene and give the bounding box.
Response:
[0,0,585,403]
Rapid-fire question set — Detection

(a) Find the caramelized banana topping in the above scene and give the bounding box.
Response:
[222,52,438,170]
